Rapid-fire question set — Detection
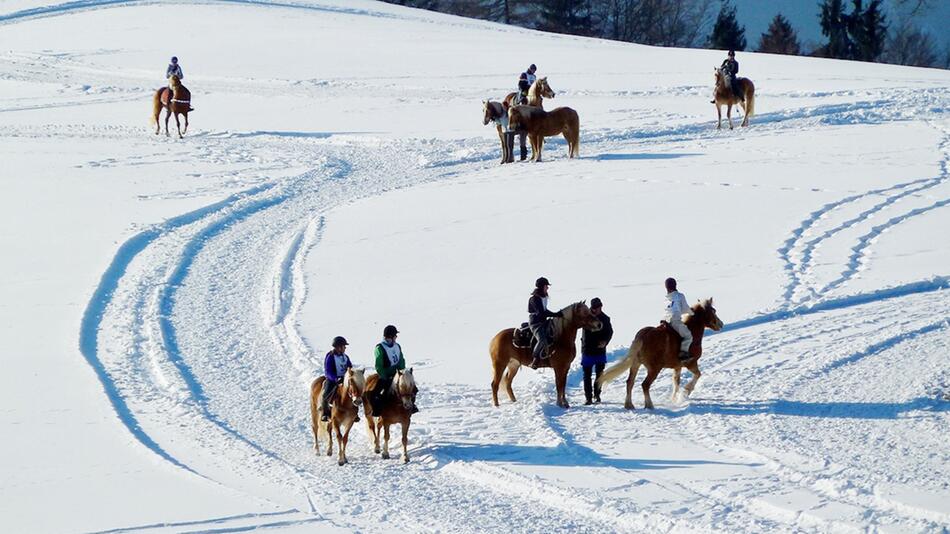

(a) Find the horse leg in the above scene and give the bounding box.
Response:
[683,362,702,397]
[325,420,334,457]
[555,366,569,409]
[174,112,183,139]
[491,358,505,407]
[335,421,346,465]
[624,359,641,410]
[311,399,321,452]
[164,108,171,136]
[641,367,660,410]
[182,113,189,135]
[381,423,391,460]
[371,418,382,454]
[497,126,507,164]
[401,419,410,463]
[672,367,682,401]
[727,105,734,130]
[717,104,722,130]
[504,359,521,402]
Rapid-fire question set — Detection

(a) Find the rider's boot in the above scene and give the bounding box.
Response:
[320,406,330,422]
[530,356,542,369]
[678,350,692,362]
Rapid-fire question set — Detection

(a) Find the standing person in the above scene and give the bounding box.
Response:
[166,56,183,84]
[581,297,613,405]
[664,277,693,361]
[526,64,538,86]
[320,336,356,422]
[369,325,418,415]
[528,277,562,369]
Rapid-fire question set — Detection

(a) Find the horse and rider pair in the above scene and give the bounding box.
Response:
[152,56,193,138]
[712,50,756,129]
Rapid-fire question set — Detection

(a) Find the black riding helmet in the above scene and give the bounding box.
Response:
[171,56,178,63]
[727,50,735,57]
[332,335,348,347]
[383,325,399,338]
[536,277,551,288]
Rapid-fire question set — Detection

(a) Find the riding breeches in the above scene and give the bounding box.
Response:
[670,320,692,353]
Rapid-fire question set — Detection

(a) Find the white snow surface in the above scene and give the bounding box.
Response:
[1,1,949,533]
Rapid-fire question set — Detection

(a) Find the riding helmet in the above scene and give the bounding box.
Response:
[332,335,348,347]
[665,277,677,290]
[529,64,537,71]
[536,277,551,288]
[728,50,735,57]
[383,325,399,338]
[171,56,178,63]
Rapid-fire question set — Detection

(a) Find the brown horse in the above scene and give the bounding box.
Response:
[310,368,365,465]
[152,75,192,138]
[597,299,723,410]
[504,77,555,109]
[363,368,416,463]
[507,105,580,162]
[713,67,755,130]
[482,100,526,164]
[490,301,601,409]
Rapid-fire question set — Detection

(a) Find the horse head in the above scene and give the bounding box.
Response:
[169,74,181,88]
[563,301,601,332]
[344,368,365,406]
[482,100,496,126]
[393,368,416,412]
[694,298,724,331]
[537,77,555,99]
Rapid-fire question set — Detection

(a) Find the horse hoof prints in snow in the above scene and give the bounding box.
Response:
[597,299,723,410]
[489,301,601,409]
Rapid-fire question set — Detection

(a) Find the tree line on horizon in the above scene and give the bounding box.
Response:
[382,0,948,70]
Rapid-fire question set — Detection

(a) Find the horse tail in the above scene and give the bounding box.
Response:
[597,338,640,387]
[745,81,755,118]
[572,111,580,157]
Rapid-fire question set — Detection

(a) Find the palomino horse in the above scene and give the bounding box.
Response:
[310,368,366,465]
[363,368,416,463]
[483,100,526,164]
[713,67,755,130]
[507,105,580,162]
[489,301,601,408]
[152,75,192,138]
[597,299,723,409]
[504,77,555,109]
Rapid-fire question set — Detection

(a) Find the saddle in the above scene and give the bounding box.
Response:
[513,322,534,349]
[658,321,702,358]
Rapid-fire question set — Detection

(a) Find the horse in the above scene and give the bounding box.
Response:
[309,368,366,465]
[507,105,580,162]
[363,368,416,463]
[483,99,526,164]
[713,67,755,130]
[152,75,192,138]
[597,299,723,410]
[489,301,601,409]
[504,77,555,109]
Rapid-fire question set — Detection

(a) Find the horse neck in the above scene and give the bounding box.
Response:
[686,311,706,341]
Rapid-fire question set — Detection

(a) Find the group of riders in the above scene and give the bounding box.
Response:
[528,276,694,404]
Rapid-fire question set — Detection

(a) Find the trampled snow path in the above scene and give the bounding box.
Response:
[79,92,950,532]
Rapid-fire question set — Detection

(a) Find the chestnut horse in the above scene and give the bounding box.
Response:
[489,301,601,408]
[310,368,366,465]
[504,77,555,109]
[597,299,723,409]
[152,75,192,138]
[713,67,755,130]
[363,368,416,463]
[507,105,580,162]
[483,100,526,164]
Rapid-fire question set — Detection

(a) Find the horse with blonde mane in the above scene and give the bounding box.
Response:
[152,74,192,138]
[507,104,580,162]
[310,368,366,465]
[363,368,416,463]
[713,67,755,129]
[490,301,601,408]
[597,299,723,409]
[504,77,555,109]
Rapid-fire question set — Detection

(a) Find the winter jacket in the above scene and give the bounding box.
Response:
[581,312,613,358]
[526,72,537,85]
[324,351,352,383]
[528,289,560,327]
[664,291,693,323]
[720,58,738,77]
[518,78,530,93]
[166,64,183,80]
[374,340,406,380]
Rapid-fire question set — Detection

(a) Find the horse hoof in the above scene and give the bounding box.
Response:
[645,403,655,410]
[338,459,346,466]
[382,452,390,460]
[624,403,634,410]
[403,456,409,464]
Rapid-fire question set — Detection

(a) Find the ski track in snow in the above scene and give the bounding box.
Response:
[4,1,944,530]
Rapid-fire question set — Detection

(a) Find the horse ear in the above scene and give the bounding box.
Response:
[408,367,413,374]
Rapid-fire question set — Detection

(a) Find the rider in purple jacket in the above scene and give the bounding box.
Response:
[321,336,355,421]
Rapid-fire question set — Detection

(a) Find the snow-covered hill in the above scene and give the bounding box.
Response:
[1,1,948,533]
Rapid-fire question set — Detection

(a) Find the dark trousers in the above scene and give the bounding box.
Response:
[504,131,527,162]
[321,379,340,414]
[582,362,605,401]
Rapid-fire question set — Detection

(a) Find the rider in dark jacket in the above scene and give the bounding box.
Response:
[528,277,562,369]
[517,72,530,105]
[721,50,741,99]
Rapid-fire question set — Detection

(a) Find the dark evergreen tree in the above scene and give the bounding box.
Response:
[539,0,593,36]
[819,0,854,58]
[852,0,887,61]
[756,13,801,55]
[708,1,746,51]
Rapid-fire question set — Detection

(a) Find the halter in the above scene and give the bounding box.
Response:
[342,372,363,405]
[391,371,415,410]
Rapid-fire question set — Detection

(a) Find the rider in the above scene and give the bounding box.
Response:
[664,277,693,361]
[711,50,741,103]
[528,277,563,369]
[369,325,418,416]
[166,56,183,84]
[526,64,538,86]
[321,336,356,422]
[517,72,530,105]
[581,297,613,405]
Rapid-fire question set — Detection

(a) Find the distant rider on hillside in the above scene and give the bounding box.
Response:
[712,50,741,103]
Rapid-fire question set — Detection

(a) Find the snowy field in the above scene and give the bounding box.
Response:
[1,1,949,533]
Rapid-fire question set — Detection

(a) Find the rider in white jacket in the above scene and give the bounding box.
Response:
[664,277,693,361]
